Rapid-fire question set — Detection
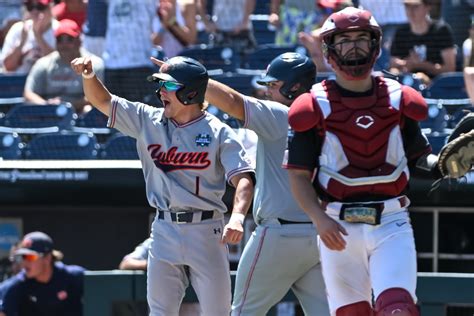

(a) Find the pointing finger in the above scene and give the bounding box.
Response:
[150,56,164,67]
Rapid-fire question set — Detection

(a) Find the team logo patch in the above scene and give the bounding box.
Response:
[195,133,212,147]
[355,115,374,129]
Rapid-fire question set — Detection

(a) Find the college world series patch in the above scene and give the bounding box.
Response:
[195,133,212,147]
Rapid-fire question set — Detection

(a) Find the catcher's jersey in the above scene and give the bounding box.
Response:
[242,96,311,223]
[108,95,254,212]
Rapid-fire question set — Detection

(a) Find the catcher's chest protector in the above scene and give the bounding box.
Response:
[312,78,409,200]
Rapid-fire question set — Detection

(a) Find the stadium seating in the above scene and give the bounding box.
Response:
[23,132,99,160]
[211,71,262,96]
[422,72,468,99]
[241,44,305,70]
[420,102,449,133]
[178,45,239,71]
[100,134,138,160]
[0,103,76,139]
[0,73,27,99]
[0,132,22,160]
[251,17,276,45]
[0,74,27,117]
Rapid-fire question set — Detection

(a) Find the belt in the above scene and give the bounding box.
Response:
[323,196,410,216]
[158,210,215,224]
[277,218,312,225]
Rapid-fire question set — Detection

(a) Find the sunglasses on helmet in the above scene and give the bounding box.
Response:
[25,2,48,11]
[12,253,44,263]
[158,80,183,92]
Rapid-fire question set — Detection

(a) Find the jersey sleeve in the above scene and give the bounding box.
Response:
[283,128,321,171]
[402,117,432,163]
[124,238,152,260]
[108,95,159,139]
[218,125,255,186]
[242,96,289,140]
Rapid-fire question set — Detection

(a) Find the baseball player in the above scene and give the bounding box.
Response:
[283,7,471,316]
[151,53,330,315]
[71,56,255,316]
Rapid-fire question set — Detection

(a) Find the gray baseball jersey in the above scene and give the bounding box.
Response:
[231,96,329,316]
[241,96,312,222]
[108,95,254,213]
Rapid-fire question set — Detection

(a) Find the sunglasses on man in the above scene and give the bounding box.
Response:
[11,253,44,263]
[25,2,48,12]
[158,80,183,92]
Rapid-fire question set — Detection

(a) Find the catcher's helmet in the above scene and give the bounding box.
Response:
[257,52,316,100]
[150,56,209,105]
[320,7,382,80]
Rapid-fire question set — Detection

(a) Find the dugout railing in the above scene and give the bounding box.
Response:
[83,271,474,316]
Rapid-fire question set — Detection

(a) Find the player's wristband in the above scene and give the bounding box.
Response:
[82,70,96,79]
[230,213,245,225]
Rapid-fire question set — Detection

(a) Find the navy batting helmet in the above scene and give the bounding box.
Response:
[257,52,316,100]
[149,56,209,105]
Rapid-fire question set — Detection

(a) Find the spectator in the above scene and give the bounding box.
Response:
[0,231,85,316]
[23,18,104,113]
[1,0,58,74]
[463,17,474,105]
[81,0,107,58]
[52,0,87,29]
[389,0,456,84]
[197,0,257,56]
[152,0,197,58]
[0,0,23,50]
[118,237,151,271]
[103,0,157,104]
[0,243,22,283]
[358,0,407,50]
[269,0,322,45]
[299,0,354,72]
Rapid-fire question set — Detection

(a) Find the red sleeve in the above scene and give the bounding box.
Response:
[288,92,323,132]
[400,85,428,122]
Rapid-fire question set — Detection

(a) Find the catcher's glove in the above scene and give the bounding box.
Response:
[447,112,474,143]
[438,129,474,178]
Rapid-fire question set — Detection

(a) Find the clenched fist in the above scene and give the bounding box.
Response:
[70,57,94,76]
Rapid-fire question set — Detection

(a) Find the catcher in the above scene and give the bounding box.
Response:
[284,7,474,316]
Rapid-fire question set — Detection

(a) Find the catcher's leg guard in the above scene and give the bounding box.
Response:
[336,301,373,316]
[374,288,419,316]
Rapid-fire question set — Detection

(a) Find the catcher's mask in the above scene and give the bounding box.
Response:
[149,56,209,105]
[320,7,382,80]
[256,52,316,100]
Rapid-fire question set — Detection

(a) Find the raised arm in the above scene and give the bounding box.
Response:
[70,56,112,116]
[206,79,245,120]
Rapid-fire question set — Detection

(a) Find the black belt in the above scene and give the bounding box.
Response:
[158,210,214,223]
[277,218,312,225]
